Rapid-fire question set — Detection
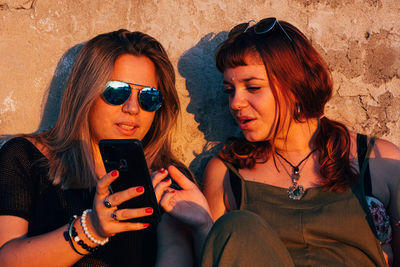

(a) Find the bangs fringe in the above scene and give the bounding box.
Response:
[216,34,257,72]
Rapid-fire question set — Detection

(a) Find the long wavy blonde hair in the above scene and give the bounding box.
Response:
[26,29,188,188]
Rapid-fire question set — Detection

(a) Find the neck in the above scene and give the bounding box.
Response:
[274,118,319,154]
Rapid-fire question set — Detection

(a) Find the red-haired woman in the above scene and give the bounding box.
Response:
[201,18,399,266]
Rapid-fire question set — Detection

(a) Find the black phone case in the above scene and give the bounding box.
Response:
[99,139,161,224]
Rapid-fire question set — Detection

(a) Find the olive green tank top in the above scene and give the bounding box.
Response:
[222,151,387,266]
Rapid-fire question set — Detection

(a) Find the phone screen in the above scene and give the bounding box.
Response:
[99,139,161,223]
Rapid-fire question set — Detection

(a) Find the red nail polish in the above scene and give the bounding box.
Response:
[164,178,171,183]
[111,170,118,177]
[136,186,144,193]
[161,169,167,173]
[145,207,153,214]
[171,189,176,193]
[157,168,164,173]
[143,223,150,227]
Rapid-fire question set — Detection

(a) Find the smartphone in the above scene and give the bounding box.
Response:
[99,139,161,224]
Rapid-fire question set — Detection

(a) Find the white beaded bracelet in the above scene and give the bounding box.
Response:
[80,209,109,246]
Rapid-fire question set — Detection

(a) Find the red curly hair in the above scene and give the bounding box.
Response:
[216,20,357,191]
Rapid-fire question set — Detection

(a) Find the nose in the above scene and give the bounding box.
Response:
[122,89,140,115]
[230,90,248,111]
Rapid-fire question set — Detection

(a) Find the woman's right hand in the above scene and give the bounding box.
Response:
[88,170,153,239]
[153,166,213,231]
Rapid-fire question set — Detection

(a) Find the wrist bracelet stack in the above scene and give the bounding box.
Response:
[63,209,109,256]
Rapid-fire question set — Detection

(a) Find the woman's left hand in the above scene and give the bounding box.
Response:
[152,166,213,231]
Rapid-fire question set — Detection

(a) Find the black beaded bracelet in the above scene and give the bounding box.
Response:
[63,215,86,256]
[63,215,100,255]
[71,226,100,253]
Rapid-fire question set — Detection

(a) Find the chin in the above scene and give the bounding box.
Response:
[243,133,270,143]
[244,136,260,142]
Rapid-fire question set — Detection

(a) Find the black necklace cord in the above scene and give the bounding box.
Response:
[275,149,317,176]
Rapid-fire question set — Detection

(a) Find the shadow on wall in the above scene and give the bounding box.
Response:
[0,43,83,147]
[178,32,241,181]
[37,43,84,133]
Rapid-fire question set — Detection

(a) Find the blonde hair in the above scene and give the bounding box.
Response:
[26,29,188,188]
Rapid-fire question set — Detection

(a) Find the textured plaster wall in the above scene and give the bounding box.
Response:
[0,0,399,178]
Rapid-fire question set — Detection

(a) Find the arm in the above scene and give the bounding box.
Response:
[153,166,213,266]
[202,157,235,221]
[0,216,82,266]
[0,171,153,266]
[0,138,82,266]
[369,138,400,266]
[155,213,194,267]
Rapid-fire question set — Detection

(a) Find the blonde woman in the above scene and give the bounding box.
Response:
[0,29,194,266]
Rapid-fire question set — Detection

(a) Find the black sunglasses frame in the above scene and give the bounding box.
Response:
[228,17,292,42]
[103,80,163,112]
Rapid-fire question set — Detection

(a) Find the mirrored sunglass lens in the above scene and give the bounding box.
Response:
[104,81,131,105]
[139,87,163,111]
[254,18,276,34]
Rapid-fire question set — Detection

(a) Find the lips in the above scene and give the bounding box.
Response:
[116,122,138,135]
[236,116,255,129]
[119,124,135,130]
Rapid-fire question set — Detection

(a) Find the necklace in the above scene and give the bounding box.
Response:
[275,149,317,200]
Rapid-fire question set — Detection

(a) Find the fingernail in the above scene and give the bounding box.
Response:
[171,189,176,193]
[164,178,171,183]
[111,170,118,177]
[145,207,153,214]
[161,168,167,173]
[136,186,144,193]
[157,168,164,173]
[143,223,150,227]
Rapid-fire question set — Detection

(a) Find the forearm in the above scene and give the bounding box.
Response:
[0,214,104,267]
[155,237,194,267]
[155,214,194,267]
[0,224,84,267]
[192,219,213,265]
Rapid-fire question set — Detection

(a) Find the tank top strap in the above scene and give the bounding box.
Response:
[353,133,378,238]
[217,156,246,209]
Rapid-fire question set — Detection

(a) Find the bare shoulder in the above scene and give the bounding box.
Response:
[202,157,231,220]
[372,138,400,160]
[202,157,229,187]
[367,137,400,207]
[370,137,400,180]
[372,138,400,263]
[206,156,228,169]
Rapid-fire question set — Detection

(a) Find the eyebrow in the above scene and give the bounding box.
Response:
[223,76,266,84]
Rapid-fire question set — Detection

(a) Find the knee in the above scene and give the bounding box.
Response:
[212,210,268,235]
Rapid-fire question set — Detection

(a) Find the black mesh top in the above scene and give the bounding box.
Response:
[0,137,157,266]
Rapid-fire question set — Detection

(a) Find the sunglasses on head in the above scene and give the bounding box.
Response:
[103,80,163,112]
[228,17,292,42]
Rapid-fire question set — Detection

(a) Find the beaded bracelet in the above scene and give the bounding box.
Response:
[63,215,86,256]
[80,209,109,246]
[63,214,100,255]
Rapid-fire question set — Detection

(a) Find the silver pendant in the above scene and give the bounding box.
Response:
[288,183,305,200]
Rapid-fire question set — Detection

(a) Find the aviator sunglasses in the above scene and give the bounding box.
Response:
[228,17,292,42]
[103,80,163,112]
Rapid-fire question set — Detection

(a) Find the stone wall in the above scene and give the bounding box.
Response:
[0,0,399,178]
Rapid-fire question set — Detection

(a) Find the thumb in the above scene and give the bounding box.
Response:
[167,165,196,190]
